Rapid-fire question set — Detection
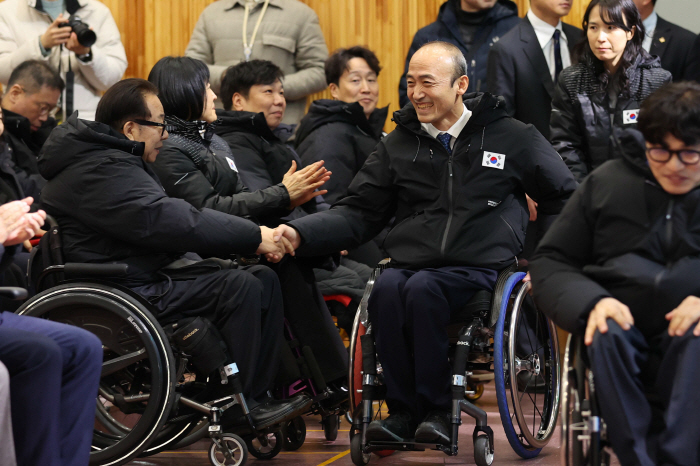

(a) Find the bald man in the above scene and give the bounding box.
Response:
[275,41,576,443]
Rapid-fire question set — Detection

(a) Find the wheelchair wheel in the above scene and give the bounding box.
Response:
[209,434,248,466]
[323,414,339,441]
[17,283,176,466]
[350,433,371,466]
[465,383,485,402]
[494,275,560,459]
[561,335,610,466]
[246,431,282,460]
[282,416,306,451]
[474,434,494,466]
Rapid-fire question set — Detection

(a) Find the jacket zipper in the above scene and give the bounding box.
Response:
[664,198,674,266]
[440,150,454,257]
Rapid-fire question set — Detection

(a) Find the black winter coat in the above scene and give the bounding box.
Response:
[296,100,388,205]
[152,119,290,222]
[289,93,577,271]
[399,0,519,107]
[2,109,51,202]
[531,129,700,337]
[214,110,327,225]
[38,114,262,286]
[550,54,671,182]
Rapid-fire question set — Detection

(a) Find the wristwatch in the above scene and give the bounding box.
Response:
[76,50,93,62]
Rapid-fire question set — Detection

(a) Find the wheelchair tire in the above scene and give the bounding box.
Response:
[494,274,560,459]
[17,283,177,466]
[282,416,306,451]
[474,434,494,466]
[209,434,248,466]
[246,431,282,460]
[323,414,339,441]
[350,434,371,466]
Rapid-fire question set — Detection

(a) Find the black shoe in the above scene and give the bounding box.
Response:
[517,371,547,393]
[222,393,312,430]
[414,410,451,445]
[365,410,415,442]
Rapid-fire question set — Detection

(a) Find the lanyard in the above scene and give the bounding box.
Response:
[242,0,271,62]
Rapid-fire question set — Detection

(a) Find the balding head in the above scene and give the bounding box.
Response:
[406,42,469,131]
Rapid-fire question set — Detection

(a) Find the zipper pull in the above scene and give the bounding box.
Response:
[448,156,453,177]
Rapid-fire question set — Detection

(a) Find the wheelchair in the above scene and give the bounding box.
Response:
[13,217,302,466]
[560,334,611,466]
[348,259,561,466]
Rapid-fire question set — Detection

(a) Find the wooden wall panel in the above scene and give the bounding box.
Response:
[8,0,592,117]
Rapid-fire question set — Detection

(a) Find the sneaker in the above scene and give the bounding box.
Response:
[365,410,416,442]
[222,393,312,430]
[414,410,451,445]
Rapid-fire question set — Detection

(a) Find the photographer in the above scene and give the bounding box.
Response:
[0,0,127,121]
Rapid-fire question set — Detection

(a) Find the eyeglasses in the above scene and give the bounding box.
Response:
[132,119,168,137]
[646,147,700,165]
[20,87,56,117]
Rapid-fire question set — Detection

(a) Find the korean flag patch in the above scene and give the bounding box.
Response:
[225,156,238,172]
[623,109,640,124]
[482,151,506,170]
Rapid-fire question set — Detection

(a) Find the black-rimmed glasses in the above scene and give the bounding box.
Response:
[133,119,168,137]
[646,148,700,165]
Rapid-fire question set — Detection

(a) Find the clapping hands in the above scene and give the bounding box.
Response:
[0,197,47,247]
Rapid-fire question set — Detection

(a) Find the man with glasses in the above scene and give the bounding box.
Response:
[38,78,313,429]
[1,60,64,203]
[530,81,700,466]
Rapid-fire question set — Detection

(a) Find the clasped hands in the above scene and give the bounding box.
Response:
[255,224,302,263]
[584,295,700,346]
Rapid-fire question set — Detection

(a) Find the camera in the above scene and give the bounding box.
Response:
[61,15,96,48]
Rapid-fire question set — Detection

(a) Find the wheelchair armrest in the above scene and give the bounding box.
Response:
[0,287,28,300]
[63,263,129,278]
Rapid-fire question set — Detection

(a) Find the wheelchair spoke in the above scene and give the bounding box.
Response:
[101,348,147,376]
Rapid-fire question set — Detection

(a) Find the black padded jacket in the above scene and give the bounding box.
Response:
[38,113,262,286]
[531,129,700,337]
[296,100,387,205]
[151,116,290,223]
[288,92,576,270]
[550,53,671,182]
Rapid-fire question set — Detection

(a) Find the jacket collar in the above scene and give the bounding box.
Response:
[439,0,518,49]
[31,0,84,15]
[226,0,284,10]
[2,109,32,141]
[520,17,556,98]
[215,109,278,141]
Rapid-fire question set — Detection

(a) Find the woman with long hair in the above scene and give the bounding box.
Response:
[550,0,671,183]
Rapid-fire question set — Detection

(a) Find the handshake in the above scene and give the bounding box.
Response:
[255,224,303,263]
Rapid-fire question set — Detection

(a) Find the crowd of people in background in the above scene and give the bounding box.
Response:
[0,0,698,465]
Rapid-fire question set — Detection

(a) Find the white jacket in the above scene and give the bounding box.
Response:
[0,0,127,120]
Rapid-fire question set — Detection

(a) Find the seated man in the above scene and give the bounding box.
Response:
[38,78,310,428]
[0,197,100,466]
[296,46,388,206]
[275,41,576,443]
[530,81,700,466]
[1,60,63,203]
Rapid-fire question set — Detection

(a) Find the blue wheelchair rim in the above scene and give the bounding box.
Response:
[493,271,543,459]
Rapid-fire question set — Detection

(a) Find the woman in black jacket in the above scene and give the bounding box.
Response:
[531,82,700,466]
[550,0,671,183]
[147,57,350,401]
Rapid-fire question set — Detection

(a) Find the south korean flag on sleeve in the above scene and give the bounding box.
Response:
[482,151,506,170]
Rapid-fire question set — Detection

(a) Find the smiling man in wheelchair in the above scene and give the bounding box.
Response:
[35,78,311,431]
[273,41,576,445]
[531,82,700,466]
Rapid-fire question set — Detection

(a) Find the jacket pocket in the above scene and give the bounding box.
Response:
[262,34,296,54]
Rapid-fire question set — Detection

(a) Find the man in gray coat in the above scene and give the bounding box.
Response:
[185,0,328,125]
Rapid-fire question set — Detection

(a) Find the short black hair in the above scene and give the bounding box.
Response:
[324,46,381,86]
[7,59,64,93]
[147,56,210,121]
[95,78,159,132]
[638,82,700,147]
[416,41,467,85]
[220,60,284,111]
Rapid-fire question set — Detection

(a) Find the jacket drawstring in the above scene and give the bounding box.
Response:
[412,135,421,162]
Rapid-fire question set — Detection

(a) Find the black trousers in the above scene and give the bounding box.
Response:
[589,320,700,466]
[132,265,283,402]
[272,258,348,383]
[368,266,497,420]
